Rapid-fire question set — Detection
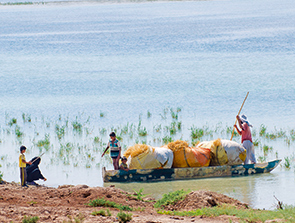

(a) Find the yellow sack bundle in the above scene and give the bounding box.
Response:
[221,139,246,165]
[124,144,173,169]
[197,139,228,166]
[167,140,211,168]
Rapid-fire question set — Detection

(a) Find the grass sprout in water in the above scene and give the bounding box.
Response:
[0,107,294,173]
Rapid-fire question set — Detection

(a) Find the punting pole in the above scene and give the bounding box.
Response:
[230,92,249,140]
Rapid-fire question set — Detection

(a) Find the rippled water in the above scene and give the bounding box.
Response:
[0,0,295,209]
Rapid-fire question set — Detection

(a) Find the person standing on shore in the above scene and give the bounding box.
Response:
[234,114,256,164]
[19,146,32,187]
[101,132,121,170]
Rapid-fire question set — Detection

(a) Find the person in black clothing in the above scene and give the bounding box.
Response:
[26,157,47,185]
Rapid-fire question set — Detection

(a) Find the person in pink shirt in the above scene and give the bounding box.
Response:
[234,114,257,164]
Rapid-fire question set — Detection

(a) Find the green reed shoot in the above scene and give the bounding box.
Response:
[22,113,32,123]
[263,145,273,155]
[153,124,162,133]
[170,108,179,120]
[72,121,82,132]
[55,124,66,140]
[259,124,267,136]
[162,136,173,144]
[8,118,17,127]
[100,128,107,135]
[253,139,259,147]
[138,121,147,137]
[15,125,23,138]
[37,134,50,151]
[284,157,291,169]
[191,127,204,140]
[257,156,266,162]
[94,136,100,143]
[147,110,152,118]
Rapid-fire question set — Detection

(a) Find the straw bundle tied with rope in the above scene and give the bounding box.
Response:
[124,144,173,169]
[167,140,211,168]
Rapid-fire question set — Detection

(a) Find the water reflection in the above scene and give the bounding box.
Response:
[104,169,294,210]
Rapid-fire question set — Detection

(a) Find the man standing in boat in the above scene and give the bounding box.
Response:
[234,114,256,164]
[101,132,121,170]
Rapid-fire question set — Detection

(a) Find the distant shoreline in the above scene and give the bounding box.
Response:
[0,0,209,6]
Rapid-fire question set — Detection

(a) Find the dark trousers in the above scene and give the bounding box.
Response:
[20,167,27,186]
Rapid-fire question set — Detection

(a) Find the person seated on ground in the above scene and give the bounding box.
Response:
[26,157,47,185]
[119,156,129,171]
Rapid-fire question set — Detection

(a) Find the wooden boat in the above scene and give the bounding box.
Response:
[102,159,281,183]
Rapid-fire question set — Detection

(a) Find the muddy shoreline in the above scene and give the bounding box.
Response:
[0,180,251,222]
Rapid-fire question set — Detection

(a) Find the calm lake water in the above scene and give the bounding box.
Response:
[0,0,295,209]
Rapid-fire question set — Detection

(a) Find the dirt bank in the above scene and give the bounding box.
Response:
[0,181,247,222]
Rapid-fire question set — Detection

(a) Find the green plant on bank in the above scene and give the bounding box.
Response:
[87,197,133,211]
[91,209,111,216]
[117,211,132,223]
[157,204,295,223]
[63,213,85,223]
[154,189,190,209]
[22,216,39,223]
[131,188,150,201]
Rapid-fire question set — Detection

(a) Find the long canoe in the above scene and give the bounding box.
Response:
[102,159,281,183]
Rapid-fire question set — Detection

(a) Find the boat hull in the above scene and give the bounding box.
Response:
[102,159,281,183]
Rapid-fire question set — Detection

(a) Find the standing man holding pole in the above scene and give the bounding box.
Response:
[234,114,256,164]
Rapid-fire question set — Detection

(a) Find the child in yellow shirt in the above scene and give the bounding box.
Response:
[19,146,32,187]
[119,157,129,171]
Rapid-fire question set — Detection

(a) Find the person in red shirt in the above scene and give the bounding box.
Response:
[234,114,257,164]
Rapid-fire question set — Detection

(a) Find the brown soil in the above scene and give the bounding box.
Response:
[0,181,246,223]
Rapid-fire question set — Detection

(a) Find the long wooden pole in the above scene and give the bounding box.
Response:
[31,152,45,164]
[230,92,249,140]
